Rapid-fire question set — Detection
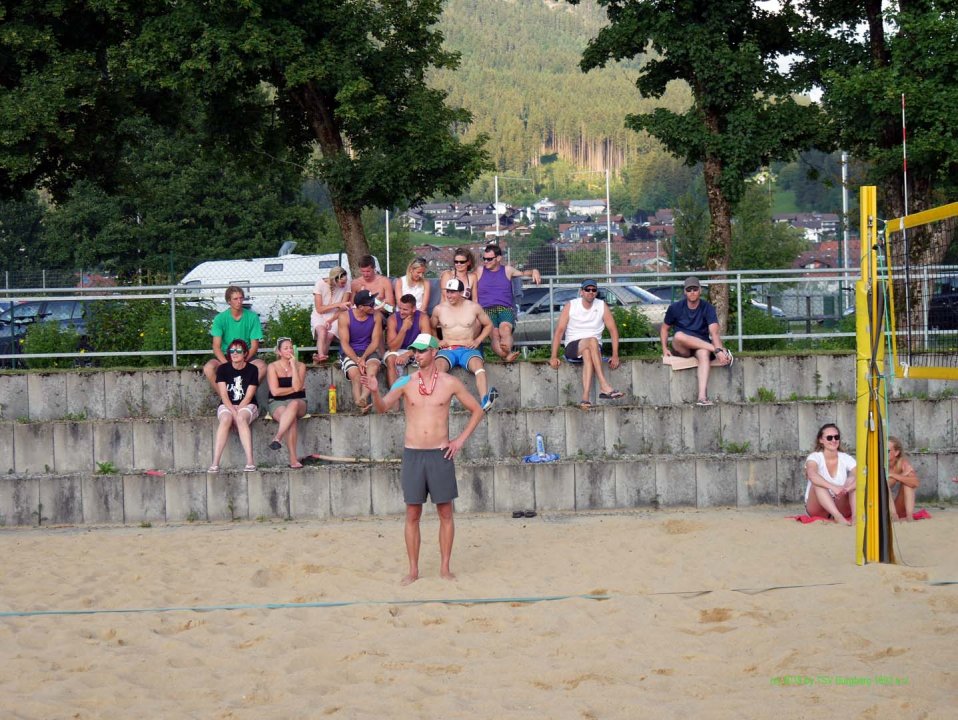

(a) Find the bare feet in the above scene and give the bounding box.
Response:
[505,350,520,363]
[440,569,456,581]
[400,573,419,586]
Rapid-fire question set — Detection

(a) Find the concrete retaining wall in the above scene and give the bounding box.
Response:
[0,398,954,477]
[2,452,954,527]
[4,354,951,422]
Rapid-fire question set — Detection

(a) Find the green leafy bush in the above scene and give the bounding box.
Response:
[262,303,313,361]
[23,322,80,369]
[735,305,790,351]
[608,306,659,356]
[140,304,217,367]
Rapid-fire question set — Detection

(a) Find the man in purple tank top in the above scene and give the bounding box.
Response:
[337,289,384,411]
[475,243,540,363]
[385,294,431,387]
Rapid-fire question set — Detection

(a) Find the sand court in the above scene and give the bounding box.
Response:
[1,507,955,718]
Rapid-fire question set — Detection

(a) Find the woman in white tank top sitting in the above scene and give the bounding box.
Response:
[394,257,431,312]
[804,423,857,525]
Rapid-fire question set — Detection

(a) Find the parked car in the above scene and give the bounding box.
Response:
[749,298,786,317]
[513,284,668,344]
[0,299,88,361]
[928,275,958,330]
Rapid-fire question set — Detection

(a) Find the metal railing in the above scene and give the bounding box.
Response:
[0,268,861,367]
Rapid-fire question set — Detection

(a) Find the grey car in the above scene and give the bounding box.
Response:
[513,284,668,344]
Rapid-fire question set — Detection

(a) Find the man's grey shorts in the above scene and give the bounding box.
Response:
[401,447,459,505]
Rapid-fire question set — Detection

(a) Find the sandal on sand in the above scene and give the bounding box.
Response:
[599,390,624,400]
[243,464,257,472]
[207,464,220,473]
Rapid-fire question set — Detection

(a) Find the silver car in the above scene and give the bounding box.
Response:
[513,284,668,344]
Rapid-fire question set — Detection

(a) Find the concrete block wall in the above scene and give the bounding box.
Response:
[0,354,892,422]
[2,452,955,527]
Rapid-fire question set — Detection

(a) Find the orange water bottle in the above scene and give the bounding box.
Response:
[328,383,337,414]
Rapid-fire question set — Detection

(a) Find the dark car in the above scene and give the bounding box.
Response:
[928,276,958,330]
[0,299,88,361]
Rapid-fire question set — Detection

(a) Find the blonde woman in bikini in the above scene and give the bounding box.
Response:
[887,435,919,521]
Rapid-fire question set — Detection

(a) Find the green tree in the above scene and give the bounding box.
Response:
[672,178,709,273]
[731,183,808,270]
[799,1,958,264]
[129,0,488,270]
[570,0,825,329]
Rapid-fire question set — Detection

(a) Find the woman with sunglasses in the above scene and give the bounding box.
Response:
[394,257,431,312]
[311,266,352,364]
[266,337,307,468]
[439,248,477,301]
[804,423,857,524]
[210,339,260,473]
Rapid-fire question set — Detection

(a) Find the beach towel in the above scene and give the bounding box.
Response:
[786,514,832,524]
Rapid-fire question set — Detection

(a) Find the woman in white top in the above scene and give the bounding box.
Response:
[805,423,856,525]
[394,257,430,311]
[311,266,351,363]
[439,248,478,301]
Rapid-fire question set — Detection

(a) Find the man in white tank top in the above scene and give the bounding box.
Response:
[548,280,623,409]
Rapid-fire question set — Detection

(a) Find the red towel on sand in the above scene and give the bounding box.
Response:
[787,510,931,522]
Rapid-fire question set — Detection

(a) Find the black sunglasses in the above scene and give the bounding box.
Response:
[453,259,468,265]
[823,434,840,441]
[482,256,496,261]
[685,286,700,292]
[582,287,598,293]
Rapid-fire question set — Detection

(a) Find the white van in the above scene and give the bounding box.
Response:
[178,251,382,319]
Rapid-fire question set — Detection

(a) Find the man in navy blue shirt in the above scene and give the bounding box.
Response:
[660,276,733,406]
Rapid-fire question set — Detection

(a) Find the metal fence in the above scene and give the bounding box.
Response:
[0,267,863,368]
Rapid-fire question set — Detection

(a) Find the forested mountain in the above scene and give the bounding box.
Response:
[432,0,839,216]
[433,0,691,176]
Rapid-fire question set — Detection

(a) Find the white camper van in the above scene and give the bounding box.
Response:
[178,250,382,319]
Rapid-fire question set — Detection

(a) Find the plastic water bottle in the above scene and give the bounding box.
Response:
[328,384,337,414]
[374,298,395,314]
[535,433,546,457]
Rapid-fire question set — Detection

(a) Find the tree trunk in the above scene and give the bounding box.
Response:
[290,82,372,272]
[702,150,732,333]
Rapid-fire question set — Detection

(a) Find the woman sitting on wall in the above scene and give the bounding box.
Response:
[311,266,352,364]
[394,256,431,312]
[266,337,307,469]
[439,248,478,301]
[210,338,259,473]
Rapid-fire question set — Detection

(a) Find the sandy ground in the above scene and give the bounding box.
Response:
[1,507,955,719]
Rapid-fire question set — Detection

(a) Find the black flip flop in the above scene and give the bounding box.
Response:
[512,510,524,518]
[524,510,537,518]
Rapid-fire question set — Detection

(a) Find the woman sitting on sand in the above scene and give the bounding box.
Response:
[210,339,259,473]
[311,266,351,363]
[266,337,307,469]
[394,257,431,311]
[887,436,920,521]
[804,423,857,525]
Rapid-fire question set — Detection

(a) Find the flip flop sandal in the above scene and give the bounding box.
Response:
[524,510,537,518]
[512,510,524,518]
[599,390,624,399]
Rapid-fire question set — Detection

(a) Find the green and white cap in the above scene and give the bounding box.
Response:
[408,333,439,351]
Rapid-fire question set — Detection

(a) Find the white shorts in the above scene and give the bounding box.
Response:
[217,404,260,421]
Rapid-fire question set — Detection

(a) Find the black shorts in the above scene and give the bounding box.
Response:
[400,447,459,505]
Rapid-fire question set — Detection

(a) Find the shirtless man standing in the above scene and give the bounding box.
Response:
[431,278,498,410]
[362,333,484,585]
[351,255,395,314]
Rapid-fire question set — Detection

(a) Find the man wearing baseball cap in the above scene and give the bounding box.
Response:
[548,280,623,409]
[361,332,485,586]
[337,289,383,411]
[431,278,498,410]
[660,276,733,406]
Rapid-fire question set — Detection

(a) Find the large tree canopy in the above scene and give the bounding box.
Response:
[0,1,488,271]
[570,0,825,327]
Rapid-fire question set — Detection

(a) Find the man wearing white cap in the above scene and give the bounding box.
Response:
[361,332,484,585]
[548,280,623,409]
[431,278,498,410]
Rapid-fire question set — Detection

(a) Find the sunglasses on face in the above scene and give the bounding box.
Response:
[412,347,432,355]
[685,286,700,293]
[454,259,468,265]
[582,287,598,293]
[483,257,497,262]
[824,434,840,441]
[228,348,245,355]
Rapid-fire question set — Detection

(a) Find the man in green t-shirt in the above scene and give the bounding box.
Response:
[203,286,266,390]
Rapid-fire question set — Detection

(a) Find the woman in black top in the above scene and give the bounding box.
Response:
[210,339,260,472]
[266,337,308,468]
